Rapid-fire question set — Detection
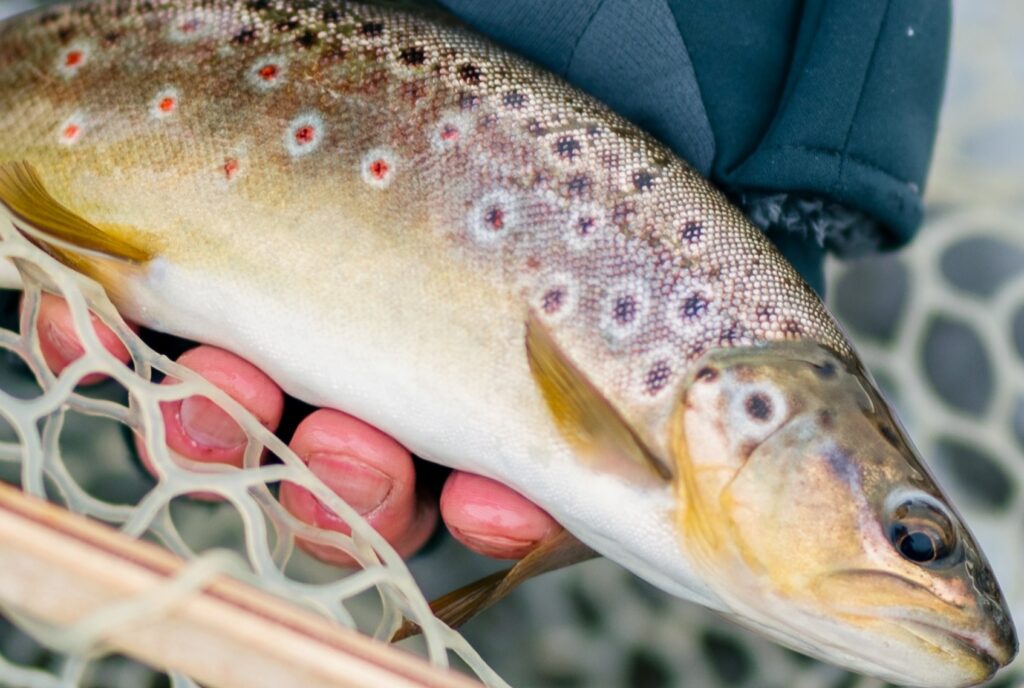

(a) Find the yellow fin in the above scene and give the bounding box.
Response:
[392,530,596,640]
[526,315,674,480]
[0,161,153,265]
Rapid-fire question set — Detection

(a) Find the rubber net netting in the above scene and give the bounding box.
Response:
[0,216,508,687]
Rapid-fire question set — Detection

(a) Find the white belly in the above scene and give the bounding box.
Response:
[123,246,723,610]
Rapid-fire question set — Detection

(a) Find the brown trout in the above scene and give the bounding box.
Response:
[0,1,1016,685]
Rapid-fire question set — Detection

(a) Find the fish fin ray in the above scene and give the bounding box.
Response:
[0,160,154,265]
[392,530,596,641]
[526,314,674,480]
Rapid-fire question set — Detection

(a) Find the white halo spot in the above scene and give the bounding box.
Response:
[667,278,718,337]
[360,147,399,190]
[533,272,577,324]
[247,56,288,91]
[468,190,518,246]
[55,42,90,79]
[430,111,471,152]
[566,203,605,250]
[56,112,86,146]
[600,280,649,344]
[284,112,325,158]
[168,10,215,43]
[149,87,180,120]
[727,381,789,449]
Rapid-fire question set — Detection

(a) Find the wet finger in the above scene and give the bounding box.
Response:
[32,292,133,385]
[135,345,285,474]
[440,471,561,560]
[279,408,438,567]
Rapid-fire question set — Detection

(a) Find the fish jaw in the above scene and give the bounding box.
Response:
[670,341,1017,686]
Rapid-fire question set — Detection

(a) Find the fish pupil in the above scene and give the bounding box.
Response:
[897,528,937,563]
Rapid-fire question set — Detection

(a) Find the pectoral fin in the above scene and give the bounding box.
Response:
[526,315,673,480]
[392,529,596,641]
[0,161,155,296]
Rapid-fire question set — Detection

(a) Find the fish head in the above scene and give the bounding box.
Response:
[672,340,1017,687]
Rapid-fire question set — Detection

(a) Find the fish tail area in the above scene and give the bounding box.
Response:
[0,160,156,298]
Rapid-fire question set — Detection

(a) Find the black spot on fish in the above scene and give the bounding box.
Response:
[322,7,341,23]
[613,295,638,325]
[457,62,482,85]
[679,221,702,244]
[632,170,655,191]
[360,20,385,36]
[554,135,581,161]
[719,324,744,345]
[645,360,672,395]
[696,366,718,382]
[879,423,901,448]
[295,29,318,48]
[566,174,592,198]
[231,26,258,44]
[398,45,425,66]
[102,31,122,46]
[57,26,76,43]
[681,294,709,318]
[246,0,270,10]
[745,392,772,421]
[503,91,527,109]
[541,288,565,314]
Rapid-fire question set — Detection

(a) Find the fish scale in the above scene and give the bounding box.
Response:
[0,2,1016,686]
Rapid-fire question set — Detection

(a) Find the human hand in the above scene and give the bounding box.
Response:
[30,293,561,565]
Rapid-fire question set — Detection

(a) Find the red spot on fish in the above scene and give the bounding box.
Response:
[485,206,505,231]
[62,124,80,140]
[440,125,459,141]
[179,18,201,34]
[158,97,176,113]
[64,50,82,67]
[259,64,279,81]
[369,159,390,180]
[223,157,240,180]
[294,126,316,145]
[525,255,541,270]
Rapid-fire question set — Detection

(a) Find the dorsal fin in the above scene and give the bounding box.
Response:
[0,161,153,264]
[525,314,674,480]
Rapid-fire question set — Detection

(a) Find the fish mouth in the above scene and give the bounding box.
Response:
[904,620,1013,680]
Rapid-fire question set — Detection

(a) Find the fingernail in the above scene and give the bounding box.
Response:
[307,452,393,515]
[45,321,83,363]
[449,528,538,559]
[179,396,247,449]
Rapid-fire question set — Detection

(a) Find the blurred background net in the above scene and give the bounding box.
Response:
[0,1,1022,687]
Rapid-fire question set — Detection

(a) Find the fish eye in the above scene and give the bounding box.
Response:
[886,496,961,568]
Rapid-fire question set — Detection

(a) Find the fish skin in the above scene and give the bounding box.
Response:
[0,2,1015,686]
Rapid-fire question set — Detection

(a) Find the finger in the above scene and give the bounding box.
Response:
[135,345,285,474]
[32,292,133,385]
[279,409,438,567]
[440,471,561,560]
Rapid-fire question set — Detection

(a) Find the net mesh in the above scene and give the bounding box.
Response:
[0,216,508,687]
